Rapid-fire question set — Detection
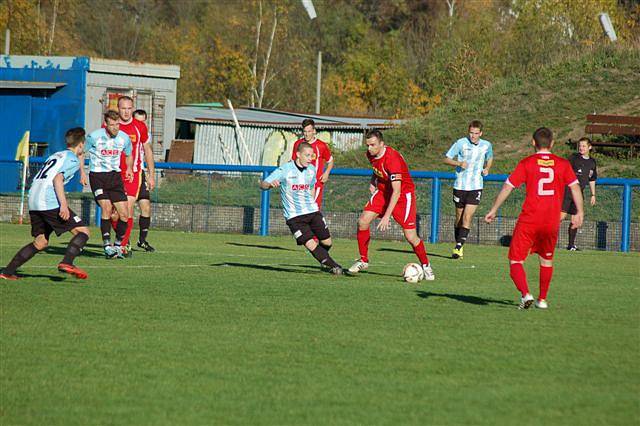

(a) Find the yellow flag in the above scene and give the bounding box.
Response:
[15,131,30,162]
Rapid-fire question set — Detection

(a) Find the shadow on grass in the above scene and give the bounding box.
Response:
[377,247,452,259]
[44,247,105,258]
[415,290,515,307]
[211,262,314,274]
[225,242,294,251]
[14,273,66,282]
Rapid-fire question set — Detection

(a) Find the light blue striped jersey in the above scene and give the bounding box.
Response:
[265,161,318,220]
[28,150,80,211]
[86,128,132,172]
[445,137,493,190]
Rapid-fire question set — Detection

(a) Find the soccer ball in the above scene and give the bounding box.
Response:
[403,263,424,283]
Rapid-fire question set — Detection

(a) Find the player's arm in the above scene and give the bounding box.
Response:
[79,136,91,186]
[569,183,584,229]
[588,180,596,206]
[483,156,493,176]
[53,173,70,221]
[377,180,401,231]
[484,182,514,223]
[369,173,377,194]
[320,157,334,183]
[260,168,283,190]
[142,142,156,190]
[122,136,134,182]
[444,142,467,169]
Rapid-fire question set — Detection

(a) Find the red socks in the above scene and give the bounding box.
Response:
[357,229,370,263]
[412,240,429,266]
[509,263,529,297]
[121,218,134,247]
[539,265,553,300]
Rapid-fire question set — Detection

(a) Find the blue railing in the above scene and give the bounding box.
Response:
[3,159,639,252]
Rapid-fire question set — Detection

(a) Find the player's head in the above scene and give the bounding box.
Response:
[104,110,120,138]
[133,109,147,122]
[302,119,316,142]
[468,120,483,143]
[577,137,592,156]
[365,129,385,156]
[296,141,314,167]
[65,127,86,151]
[532,127,554,150]
[117,96,134,122]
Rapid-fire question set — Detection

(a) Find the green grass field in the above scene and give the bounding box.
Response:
[1,223,638,425]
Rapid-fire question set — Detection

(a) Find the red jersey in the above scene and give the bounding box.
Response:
[506,152,578,226]
[118,119,149,173]
[367,146,415,195]
[291,138,332,184]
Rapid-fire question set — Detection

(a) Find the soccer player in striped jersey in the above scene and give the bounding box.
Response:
[260,142,343,275]
[1,128,90,280]
[484,127,583,310]
[110,97,156,253]
[348,130,434,280]
[291,119,334,208]
[80,110,133,259]
[444,120,493,259]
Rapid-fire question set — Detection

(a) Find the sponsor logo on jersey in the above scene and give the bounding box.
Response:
[129,134,137,143]
[100,149,120,156]
[537,159,555,166]
[291,184,311,191]
[372,166,384,178]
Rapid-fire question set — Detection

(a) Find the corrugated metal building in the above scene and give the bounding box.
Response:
[176,106,404,167]
[0,55,179,192]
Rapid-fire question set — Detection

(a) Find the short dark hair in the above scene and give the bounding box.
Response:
[365,129,384,141]
[297,141,313,152]
[578,136,592,145]
[302,118,315,129]
[104,110,120,123]
[65,127,85,148]
[533,127,553,148]
[469,120,483,131]
[117,95,134,107]
[133,109,147,119]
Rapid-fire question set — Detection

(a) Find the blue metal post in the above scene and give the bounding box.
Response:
[621,184,632,252]
[95,206,101,227]
[430,177,441,243]
[260,171,270,236]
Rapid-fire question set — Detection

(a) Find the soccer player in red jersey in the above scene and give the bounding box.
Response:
[347,129,434,280]
[112,96,156,253]
[291,119,333,208]
[484,127,583,310]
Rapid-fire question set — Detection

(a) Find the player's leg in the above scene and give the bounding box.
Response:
[58,225,90,279]
[120,195,136,249]
[456,203,478,254]
[508,223,535,309]
[97,199,116,255]
[112,200,130,254]
[349,210,378,273]
[403,228,434,281]
[137,199,154,252]
[288,213,342,274]
[561,189,578,250]
[536,256,553,309]
[1,228,49,280]
[452,189,465,258]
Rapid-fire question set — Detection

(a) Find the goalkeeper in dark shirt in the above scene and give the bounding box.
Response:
[561,137,597,251]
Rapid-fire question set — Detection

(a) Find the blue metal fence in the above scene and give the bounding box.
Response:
[2,159,639,252]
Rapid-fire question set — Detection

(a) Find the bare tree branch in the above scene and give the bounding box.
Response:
[46,0,59,55]
[258,5,277,108]
[250,0,262,108]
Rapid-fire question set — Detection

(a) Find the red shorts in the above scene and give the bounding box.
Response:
[122,170,143,198]
[364,190,417,229]
[509,221,560,261]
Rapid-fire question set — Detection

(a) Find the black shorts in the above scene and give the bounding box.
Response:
[138,171,150,201]
[286,211,331,245]
[90,171,127,204]
[30,208,85,239]
[561,187,583,215]
[453,189,482,208]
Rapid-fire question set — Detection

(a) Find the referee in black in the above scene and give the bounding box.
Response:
[561,137,597,251]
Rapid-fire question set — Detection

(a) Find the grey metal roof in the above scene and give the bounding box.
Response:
[0,80,67,90]
[176,106,403,129]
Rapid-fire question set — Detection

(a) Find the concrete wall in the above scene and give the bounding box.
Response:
[2,196,637,252]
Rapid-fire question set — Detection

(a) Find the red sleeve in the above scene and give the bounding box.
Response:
[138,120,149,144]
[321,141,332,162]
[385,150,404,181]
[563,160,578,186]
[507,158,528,188]
[291,139,301,160]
